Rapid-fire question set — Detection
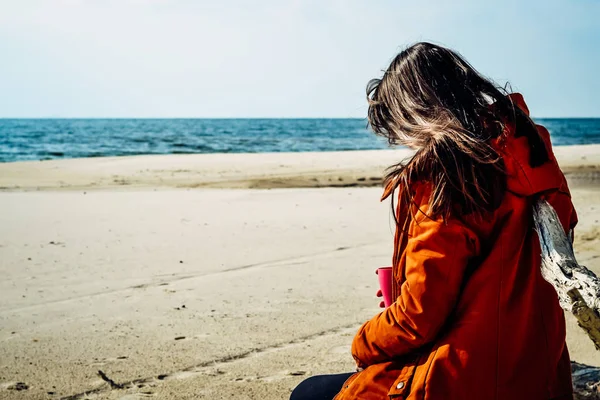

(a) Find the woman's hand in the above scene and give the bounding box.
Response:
[376,289,385,308]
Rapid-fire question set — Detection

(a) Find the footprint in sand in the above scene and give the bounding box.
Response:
[88,356,129,367]
[118,393,155,399]
[329,345,351,354]
[577,226,600,242]
[256,370,308,382]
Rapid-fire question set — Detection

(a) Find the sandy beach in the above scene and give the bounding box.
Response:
[1,146,599,400]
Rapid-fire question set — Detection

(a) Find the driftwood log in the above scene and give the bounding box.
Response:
[533,199,600,399]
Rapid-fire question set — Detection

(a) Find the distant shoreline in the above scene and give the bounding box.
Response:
[2,118,599,163]
[1,142,599,165]
[1,145,598,192]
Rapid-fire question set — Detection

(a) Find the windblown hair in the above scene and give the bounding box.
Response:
[368,42,549,220]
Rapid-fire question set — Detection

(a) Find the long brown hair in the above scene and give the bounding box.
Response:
[368,42,548,221]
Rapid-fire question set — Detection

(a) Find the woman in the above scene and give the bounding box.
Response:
[291,42,577,399]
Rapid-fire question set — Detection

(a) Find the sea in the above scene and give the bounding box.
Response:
[1,118,599,163]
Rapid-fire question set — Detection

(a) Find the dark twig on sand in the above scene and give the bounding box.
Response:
[97,370,125,390]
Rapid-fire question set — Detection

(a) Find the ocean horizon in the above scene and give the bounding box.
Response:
[1,118,599,163]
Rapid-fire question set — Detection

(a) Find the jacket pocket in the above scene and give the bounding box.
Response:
[387,356,421,399]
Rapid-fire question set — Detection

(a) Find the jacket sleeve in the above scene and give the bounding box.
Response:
[351,215,480,367]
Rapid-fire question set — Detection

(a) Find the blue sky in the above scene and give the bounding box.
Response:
[0,0,598,118]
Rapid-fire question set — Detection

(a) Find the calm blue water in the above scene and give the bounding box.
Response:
[0,118,599,163]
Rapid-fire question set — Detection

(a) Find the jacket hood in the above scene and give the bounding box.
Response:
[380,93,564,201]
[493,93,564,197]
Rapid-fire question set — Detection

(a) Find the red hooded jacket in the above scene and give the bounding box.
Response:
[335,94,577,400]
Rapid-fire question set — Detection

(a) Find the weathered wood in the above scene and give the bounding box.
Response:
[573,362,600,399]
[533,199,600,348]
[533,199,600,398]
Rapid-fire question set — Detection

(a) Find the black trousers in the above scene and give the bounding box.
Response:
[290,372,354,400]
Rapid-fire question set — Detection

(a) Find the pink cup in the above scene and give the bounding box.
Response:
[376,266,393,308]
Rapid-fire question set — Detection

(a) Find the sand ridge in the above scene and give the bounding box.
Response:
[1,145,599,191]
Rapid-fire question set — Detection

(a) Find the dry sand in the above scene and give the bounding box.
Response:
[0,147,599,399]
